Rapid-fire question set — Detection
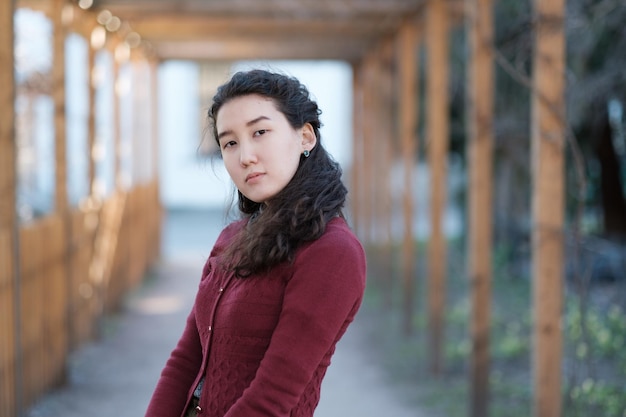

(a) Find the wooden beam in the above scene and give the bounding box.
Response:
[531,0,565,415]
[426,0,449,376]
[91,1,428,62]
[16,0,51,13]
[151,37,370,61]
[397,19,419,335]
[99,0,424,18]
[466,0,494,415]
[127,14,396,40]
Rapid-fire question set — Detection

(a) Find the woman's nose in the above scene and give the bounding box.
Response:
[239,142,257,166]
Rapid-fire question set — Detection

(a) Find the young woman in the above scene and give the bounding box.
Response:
[145,69,366,417]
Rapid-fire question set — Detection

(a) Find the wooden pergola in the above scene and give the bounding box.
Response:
[0,0,566,416]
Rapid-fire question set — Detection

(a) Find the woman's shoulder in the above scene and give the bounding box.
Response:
[210,218,246,255]
[291,217,366,289]
[323,217,360,241]
[301,217,364,260]
[222,218,246,238]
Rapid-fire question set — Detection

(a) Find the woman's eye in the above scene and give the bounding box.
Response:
[222,140,236,149]
[254,129,267,137]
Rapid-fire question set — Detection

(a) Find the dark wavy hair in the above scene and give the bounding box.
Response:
[208,69,347,277]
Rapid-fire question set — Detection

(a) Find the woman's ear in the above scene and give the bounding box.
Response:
[300,123,317,152]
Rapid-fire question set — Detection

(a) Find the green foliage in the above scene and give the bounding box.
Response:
[564,301,626,416]
[566,302,626,359]
[363,237,626,417]
[445,302,471,363]
[493,321,528,358]
[490,370,532,417]
[568,379,626,417]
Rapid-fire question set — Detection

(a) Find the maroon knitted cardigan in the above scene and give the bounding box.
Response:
[145,217,366,417]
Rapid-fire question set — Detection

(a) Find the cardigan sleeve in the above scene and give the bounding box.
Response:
[223,222,367,417]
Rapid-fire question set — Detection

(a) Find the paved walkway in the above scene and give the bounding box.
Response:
[26,210,426,417]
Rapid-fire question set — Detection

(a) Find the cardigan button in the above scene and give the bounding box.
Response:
[219,287,224,292]
[195,405,203,413]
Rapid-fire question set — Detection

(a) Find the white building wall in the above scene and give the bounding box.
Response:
[158,61,231,209]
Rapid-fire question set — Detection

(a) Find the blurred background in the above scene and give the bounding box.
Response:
[2,1,626,417]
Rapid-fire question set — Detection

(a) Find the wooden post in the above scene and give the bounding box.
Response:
[367,54,378,246]
[131,56,141,186]
[373,49,385,245]
[143,59,152,185]
[397,20,419,335]
[51,0,70,389]
[132,54,150,186]
[53,0,68,213]
[150,59,160,184]
[531,0,565,416]
[87,24,97,196]
[361,54,376,245]
[0,1,19,415]
[111,40,121,190]
[466,0,494,415]
[426,0,449,375]
[372,44,391,248]
[380,38,395,309]
[149,58,161,260]
[351,63,364,238]
[0,1,15,232]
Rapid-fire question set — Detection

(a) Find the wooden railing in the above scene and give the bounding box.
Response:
[0,180,161,417]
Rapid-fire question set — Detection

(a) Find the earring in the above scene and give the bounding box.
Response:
[303,150,310,158]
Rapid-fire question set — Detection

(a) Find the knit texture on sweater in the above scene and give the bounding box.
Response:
[145,217,366,417]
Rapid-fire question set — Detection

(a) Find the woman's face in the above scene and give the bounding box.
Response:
[216,94,316,204]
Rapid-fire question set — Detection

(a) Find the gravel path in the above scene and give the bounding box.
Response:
[25,210,427,417]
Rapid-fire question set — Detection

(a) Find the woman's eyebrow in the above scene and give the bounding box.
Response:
[217,116,271,141]
[246,115,270,126]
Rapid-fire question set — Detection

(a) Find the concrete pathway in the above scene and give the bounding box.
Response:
[25,210,426,417]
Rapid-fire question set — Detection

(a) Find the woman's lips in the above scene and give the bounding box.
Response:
[245,172,264,183]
